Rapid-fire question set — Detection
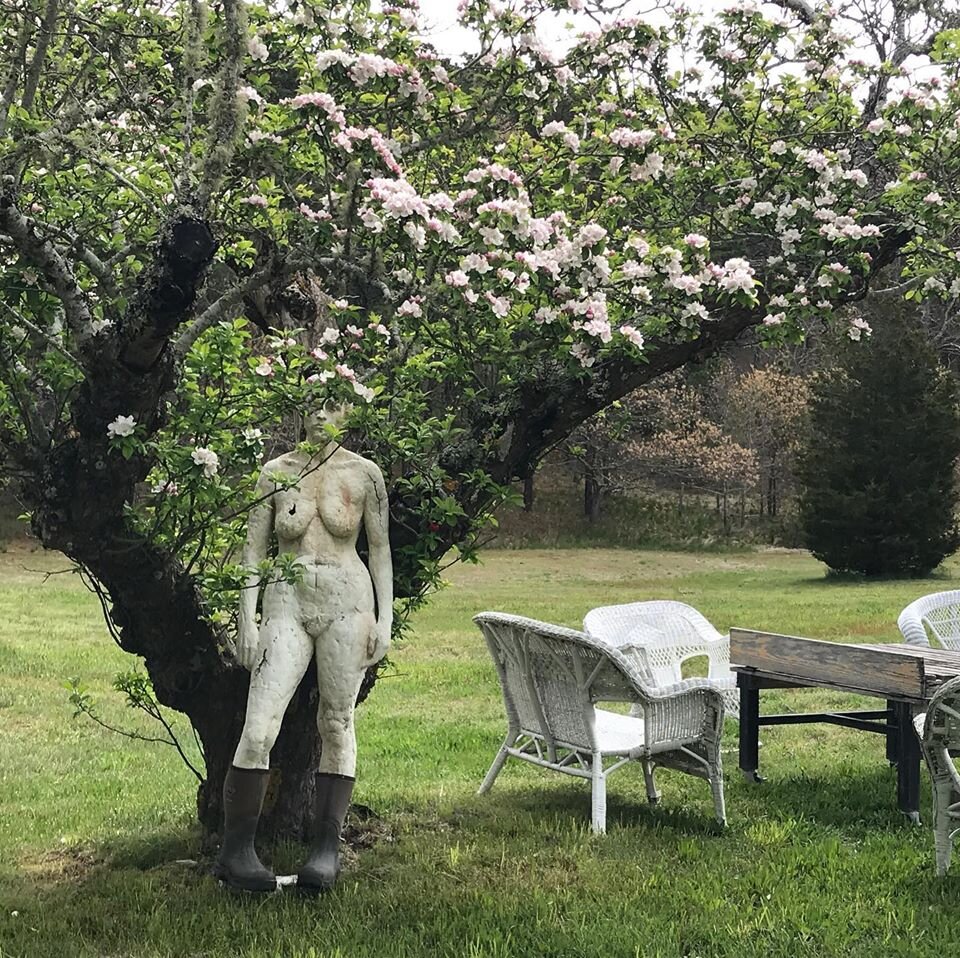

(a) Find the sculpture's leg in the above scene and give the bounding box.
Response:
[217,587,314,892]
[312,612,376,777]
[297,772,355,894]
[233,584,316,770]
[298,614,373,892]
[212,767,277,893]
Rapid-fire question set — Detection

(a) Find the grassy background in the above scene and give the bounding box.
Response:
[1,545,959,957]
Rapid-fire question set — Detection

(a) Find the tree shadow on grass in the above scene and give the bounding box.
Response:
[791,567,956,588]
[739,763,921,835]
[477,780,725,839]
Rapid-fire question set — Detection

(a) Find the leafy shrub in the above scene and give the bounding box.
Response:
[798,307,960,576]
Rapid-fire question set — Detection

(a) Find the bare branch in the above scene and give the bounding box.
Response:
[769,0,816,24]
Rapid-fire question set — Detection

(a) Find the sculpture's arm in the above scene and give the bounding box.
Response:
[363,461,394,663]
[235,468,275,671]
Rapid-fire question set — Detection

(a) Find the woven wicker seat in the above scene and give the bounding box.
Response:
[913,675,960,875]
[583,601,739,719]
[898,592,960,651]
[474,612,726,834]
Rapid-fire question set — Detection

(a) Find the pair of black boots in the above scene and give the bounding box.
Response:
[212,766,353,894]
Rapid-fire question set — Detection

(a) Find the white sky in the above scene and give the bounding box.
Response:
[411,0,725,57]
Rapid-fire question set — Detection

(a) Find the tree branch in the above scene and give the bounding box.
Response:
[0,14,33,138]
[21,0,61,115]
[195,0,246,209]
[0,299,81,366]
[175,260,288,356]
[770,0,815,25]
[0,187,93,337]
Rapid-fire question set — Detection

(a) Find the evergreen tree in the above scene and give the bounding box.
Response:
[799,306,960,576]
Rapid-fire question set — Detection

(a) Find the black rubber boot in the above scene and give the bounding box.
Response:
[296,772,355,893]
[212,766,277,893]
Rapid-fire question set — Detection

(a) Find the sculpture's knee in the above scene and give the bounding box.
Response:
[317,709,356,774]
[233,714,280,769]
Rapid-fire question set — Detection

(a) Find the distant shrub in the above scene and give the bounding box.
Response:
[797,306,960,576]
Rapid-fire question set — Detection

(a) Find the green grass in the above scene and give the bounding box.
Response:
[1,545,960,957]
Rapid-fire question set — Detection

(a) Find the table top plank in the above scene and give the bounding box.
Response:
[730,628,925,700]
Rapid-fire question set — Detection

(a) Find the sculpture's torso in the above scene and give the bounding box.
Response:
[267,446,371,565]
[261,446,377,640]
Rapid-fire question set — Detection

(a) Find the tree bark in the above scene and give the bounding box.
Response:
[583,447,601,521]
[522,468,535,512]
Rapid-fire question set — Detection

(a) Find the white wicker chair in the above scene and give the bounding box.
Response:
[583,601,739,719]
[474,612,726,834]
[912,675,960,875]
[898,592,960,651]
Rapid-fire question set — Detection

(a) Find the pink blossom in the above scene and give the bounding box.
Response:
[397,299,423,318]
[241,194,268,208]
[445,270,469,287]
[485,291,511,318]
[620,325,645,348]
[609,128,656,149]
[683,233,709,249]
[924,192,944,205]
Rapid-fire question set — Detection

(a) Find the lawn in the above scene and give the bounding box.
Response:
[1,545,959,958]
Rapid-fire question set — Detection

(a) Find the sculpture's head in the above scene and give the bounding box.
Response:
[304,400,353,444]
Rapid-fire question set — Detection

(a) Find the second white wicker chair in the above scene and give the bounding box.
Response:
[583,601,739,719]
[898,591,960,651]
[913,675,960,875]
[474,612,726,834]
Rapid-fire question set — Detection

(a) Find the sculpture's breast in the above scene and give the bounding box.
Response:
[317,482,363,539]
[273,489,316,540]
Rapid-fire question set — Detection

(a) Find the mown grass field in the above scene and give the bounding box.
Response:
[1,545,960,958]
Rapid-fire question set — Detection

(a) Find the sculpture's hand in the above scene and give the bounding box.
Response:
[235,621,262,672]
[366,621,392,665]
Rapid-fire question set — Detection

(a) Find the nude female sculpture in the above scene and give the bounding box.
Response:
[213,403,393,893]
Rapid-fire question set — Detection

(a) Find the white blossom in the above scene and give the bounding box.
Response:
[107,415,136,438]
[192,447,220,478]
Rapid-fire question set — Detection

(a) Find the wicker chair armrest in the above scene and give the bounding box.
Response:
[641,684,724,745]
[898,605,931,647]
[704,633,731,677]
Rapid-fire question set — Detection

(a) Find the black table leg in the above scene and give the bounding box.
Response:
[886,699,898,766]
[893,701,921,824]
[739,680,763,783]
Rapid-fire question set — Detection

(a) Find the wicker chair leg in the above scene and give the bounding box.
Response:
[591,753,607,834]
[710,768,727,827]
[478,737,514,795]
[641,759,660,804]
[706,738,726,826]
[931,777,955,876]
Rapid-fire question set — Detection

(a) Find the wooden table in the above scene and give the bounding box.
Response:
[730,629,960,823]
